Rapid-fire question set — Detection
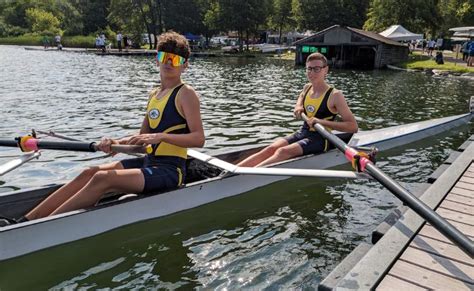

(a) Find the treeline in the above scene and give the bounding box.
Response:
[1,0,472,48]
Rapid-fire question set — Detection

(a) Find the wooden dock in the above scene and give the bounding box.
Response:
[378,162,473,290]
[319,135,474,290]
[23,46,252,58]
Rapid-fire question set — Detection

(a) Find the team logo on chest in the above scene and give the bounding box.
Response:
[149,109,160,119]
[306,105,315,113]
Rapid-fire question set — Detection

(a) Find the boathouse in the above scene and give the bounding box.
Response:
[294,25,409,69]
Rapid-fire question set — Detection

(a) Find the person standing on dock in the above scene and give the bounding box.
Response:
[123,35,129,51]
[54,34,62,50]
[1,31,205,225]
[238,52,358,167]
[99,33,107,53]
[42,35,50,49]
[117,32,123,52]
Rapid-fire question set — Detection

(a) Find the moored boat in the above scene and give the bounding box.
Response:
[0,110,472,261]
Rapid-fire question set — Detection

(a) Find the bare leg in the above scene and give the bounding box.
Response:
[237,138,289,167]
[50,168,145,216]
[256,143,303,167]
[26,161,123,220]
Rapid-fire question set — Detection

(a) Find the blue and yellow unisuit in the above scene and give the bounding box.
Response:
[285,85,337,154]
[121,83,188,193]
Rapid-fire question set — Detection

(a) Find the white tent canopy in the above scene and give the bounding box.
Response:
[379,25,423,41]
[449,26,474,38]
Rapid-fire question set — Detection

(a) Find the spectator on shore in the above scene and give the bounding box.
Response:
[467,40,474,67]
[100,33,107,53]
[55,34,62,50]
[462,41,469,62]
[435,51,444,65]
[96,34,106,53]
[123,35,129,51]
[117,32,123,52]
[422,39,427,54]
[410,40,416,52]
[427,39,435,56]
[95,35,100,51]
[42,35,50,49]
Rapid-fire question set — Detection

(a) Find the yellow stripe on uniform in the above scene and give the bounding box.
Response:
[177,167,183,186]
[154,123,188,158]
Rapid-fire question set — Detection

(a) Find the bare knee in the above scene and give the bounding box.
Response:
[274,147,297,160]
[264,143,284,155]
[90,170,112,192]
[79,167,100,179]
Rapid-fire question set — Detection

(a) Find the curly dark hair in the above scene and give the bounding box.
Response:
[157,31,191,59]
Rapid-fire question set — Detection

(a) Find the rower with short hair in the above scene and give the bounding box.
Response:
[3,31,205,225]
[238,52,358,167]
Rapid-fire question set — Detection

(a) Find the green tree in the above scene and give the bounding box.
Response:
[363,0,440,37]
[25,7,61,34]
[76,0,110,35]
[437,0,474,36]
[268,0,294,44]
[292,0,369,31]
[205,0,270,50]
[109,0,148,47]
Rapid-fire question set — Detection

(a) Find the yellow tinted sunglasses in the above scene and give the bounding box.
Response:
[156,51,186,67]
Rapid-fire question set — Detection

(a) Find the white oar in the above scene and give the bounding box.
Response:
[188,149,370,180]
[0,152,41,176]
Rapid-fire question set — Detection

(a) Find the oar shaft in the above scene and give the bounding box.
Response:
[0,138,150,154]
[301,113,473,256]
[365,163,473,256]
[0,139,18,148]
[37,140,97,152]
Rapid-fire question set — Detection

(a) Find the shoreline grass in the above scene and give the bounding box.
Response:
[0,35,96,48]
[397,53,474,73]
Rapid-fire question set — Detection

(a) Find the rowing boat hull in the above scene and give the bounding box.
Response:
[0,112,471,261]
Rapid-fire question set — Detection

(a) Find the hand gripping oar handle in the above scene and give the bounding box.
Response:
[301,113,473,256]
[0,138,151,154]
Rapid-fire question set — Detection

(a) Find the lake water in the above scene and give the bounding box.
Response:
[0,45,472,289]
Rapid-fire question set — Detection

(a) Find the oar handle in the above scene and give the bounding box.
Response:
[301,113,349,152]
[109,144,150,154]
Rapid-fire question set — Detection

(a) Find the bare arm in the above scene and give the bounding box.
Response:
[294,84,310,118]
[162,85,205,148]
[98,102,151,152]
[307,91,358,133]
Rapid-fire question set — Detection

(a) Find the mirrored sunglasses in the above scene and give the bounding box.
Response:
[156,51,186,67]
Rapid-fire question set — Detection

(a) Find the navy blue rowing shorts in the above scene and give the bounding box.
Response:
[284,129,329,155]
[120,156,184,194]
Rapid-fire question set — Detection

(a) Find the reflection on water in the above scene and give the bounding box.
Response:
[0,46,472,289]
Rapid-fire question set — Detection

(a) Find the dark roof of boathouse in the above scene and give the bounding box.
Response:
[293,25,407,47]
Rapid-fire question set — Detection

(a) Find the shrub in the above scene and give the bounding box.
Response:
[0,34,42,45]
[62,35,95,48]
[25,8,61,35]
